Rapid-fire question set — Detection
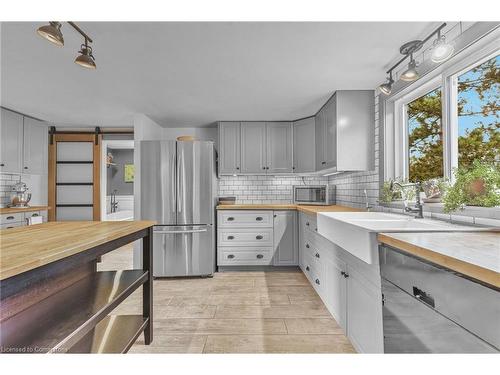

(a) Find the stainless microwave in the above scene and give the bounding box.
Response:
[293,185,335,205]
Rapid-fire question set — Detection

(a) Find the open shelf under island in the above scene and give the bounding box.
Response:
[0,220,155,354]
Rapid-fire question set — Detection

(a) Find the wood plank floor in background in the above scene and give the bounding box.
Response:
[98,245,356,354]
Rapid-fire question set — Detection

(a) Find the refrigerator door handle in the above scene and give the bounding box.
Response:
[171,149,176,213]
[177,150,183,213]
[154,228,208,234]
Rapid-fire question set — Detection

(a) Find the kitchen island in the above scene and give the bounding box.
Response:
[0,221,155,353]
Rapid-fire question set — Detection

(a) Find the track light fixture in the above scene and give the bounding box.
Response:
[36,22,64,46]
[400,54,419,82]
[75,39,96,69]
[36,21,96,69]
[378,23,453,95]
[378,71,394,95]
[431,30,454,63]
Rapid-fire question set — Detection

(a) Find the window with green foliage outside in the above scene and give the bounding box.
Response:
[407,88,443,182]
[457,55,499,169]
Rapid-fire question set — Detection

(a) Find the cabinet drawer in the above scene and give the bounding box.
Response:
[0,212,24,224]
[1,221,24,229]
[302,255,325,294]
[218,211,273,227]
[218,247,273,266]
[303,214,318,233]
[218,228,273,247]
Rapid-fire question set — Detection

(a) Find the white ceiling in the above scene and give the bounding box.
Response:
[1,22,435,128]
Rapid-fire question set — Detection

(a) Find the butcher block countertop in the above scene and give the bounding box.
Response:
[0,205,50,215]
[0,221,155,280]
[216,204,363,215]
[378,232,500,289]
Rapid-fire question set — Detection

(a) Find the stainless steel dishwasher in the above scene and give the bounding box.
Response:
[379,245,499,353]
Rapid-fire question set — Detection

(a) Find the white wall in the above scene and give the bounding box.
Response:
[133,114,164,267]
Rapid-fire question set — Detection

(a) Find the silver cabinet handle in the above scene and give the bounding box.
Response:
[306,222,310,226]
[255,217,263,221]
[0,163,4,167]
[227,235,235,240]
[343,272,349,278]
[256,254,264,259]
[306,244,310,248]
[256,235,263,240]
[31,213,39,217]
[315,279,320,285]
[227,254,235,259]
[315,253,320,258]
[227,217,235,221]
[306,266,310,271]
[6,216,15,220]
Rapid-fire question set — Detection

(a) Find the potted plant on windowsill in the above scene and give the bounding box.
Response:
[442,161,500,213]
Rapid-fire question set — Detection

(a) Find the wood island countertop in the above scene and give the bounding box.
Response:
[216,204,363,215]
[0,221,155,280]
[0,205,50,215]
[378,232,500,289]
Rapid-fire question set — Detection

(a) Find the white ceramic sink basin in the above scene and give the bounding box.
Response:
[316,212,480,264]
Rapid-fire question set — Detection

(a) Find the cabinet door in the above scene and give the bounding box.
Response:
[272,211,298,266]
[325,256,347,330]
[298,213,306,270]
[324,94,337,168]
[266,122,293,173]
[218,122,241,174]
[23,117,48,174]
[347,267,384,353]
[240,122,266,173]
[314,109,327,170]
[0,108,23,173]
[293,117,315,173]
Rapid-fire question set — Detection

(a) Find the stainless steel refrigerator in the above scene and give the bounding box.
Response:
[140,140,217,277]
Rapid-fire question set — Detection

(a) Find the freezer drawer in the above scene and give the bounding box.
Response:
[153,225,215,277]
[218,228,273,247]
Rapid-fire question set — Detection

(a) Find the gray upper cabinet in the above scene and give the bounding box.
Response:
[218,122,241,175]
[315,109,326,170]
[1,108,24,173]
[336,90,375,171]
[266,122,293,173]
[23,117,48,175]
[315,90,374,172]
[217,90,373,175]
[273,210,298,266]
[293,117,315,173]
[240,122,266,173]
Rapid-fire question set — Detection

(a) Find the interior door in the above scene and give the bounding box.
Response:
[176,141,214,225]
[140,141,176,225]
[48,133,101,221]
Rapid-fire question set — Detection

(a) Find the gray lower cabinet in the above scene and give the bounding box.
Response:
[325,255,347,329]
[218,122,241,174]
[217,209,298,267]
[23,117,48,175]
[346,266,384,353]
[293,117,315,173]
[298,212,383,353]
[240,122,266,173]
[272,210,298,266]
[266,122,293,173]
[1,108,24,173]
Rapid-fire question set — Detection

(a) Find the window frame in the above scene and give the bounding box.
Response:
[383,30,500,184]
